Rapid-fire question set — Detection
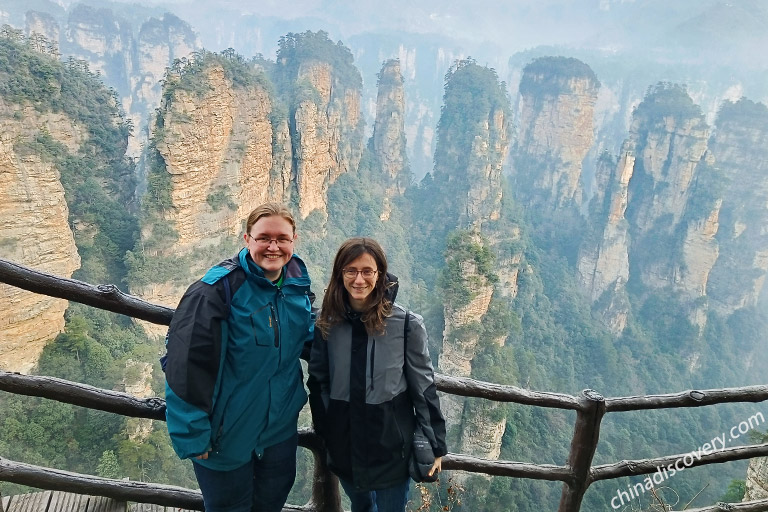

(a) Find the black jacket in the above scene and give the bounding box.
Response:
[308,277,447,491]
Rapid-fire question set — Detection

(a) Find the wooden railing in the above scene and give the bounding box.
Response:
[2,257,768,511]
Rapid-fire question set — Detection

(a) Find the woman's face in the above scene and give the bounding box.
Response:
[244,215,295,281]
[342,252,379,311]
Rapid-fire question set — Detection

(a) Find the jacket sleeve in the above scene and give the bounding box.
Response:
[164,279,228,460]
[405,312,448,457]
[307,327,330,436]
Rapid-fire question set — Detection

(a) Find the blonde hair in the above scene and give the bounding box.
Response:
[245,203,296,234]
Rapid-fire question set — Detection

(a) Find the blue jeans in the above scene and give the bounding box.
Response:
[339,477,410,512]
[192,432,298,512]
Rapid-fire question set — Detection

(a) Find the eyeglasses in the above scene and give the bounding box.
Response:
[342,268,378,279]
[248,234,294,247]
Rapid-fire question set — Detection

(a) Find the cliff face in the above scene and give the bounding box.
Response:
[373,59,407,183]
[63,5,134,93]
[706,99,768,315]
[745,457,768,501]
[372,59,407,221]
[432,61,510,230]
[23,5,200,158]
[577,150,633,332]
[625,90,710,233]
[130,15,199,156]
[25,11,60,53]
[461,107,508,229]
[293,60,363,219]
[437,234,503,466]
[429,61,516,471]
[513,57,600,209]
[0,99,81,373]
[155,64,284,253]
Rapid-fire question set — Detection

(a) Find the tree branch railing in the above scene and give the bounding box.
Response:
[2,257,768,511]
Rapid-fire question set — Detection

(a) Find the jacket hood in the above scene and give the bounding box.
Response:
[384,272,399,303]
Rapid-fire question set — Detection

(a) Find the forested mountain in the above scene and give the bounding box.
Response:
[1,1,768,510]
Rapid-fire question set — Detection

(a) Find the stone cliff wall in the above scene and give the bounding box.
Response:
[156,65,283,250]
[437,239,499,460]
[578,149,633,333]
[0,99,81,373]
[626,114,709,239]
[137,64,287,324]
[514,59,599,209]
[461,107,508,229]
[293,60,363,219]
[373,59,407,186]
[372,59,407,221]
[706,100,768,315]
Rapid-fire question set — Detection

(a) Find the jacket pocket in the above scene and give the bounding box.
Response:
[250,303,277,347]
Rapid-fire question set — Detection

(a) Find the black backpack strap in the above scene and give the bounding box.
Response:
[222,274,232,313]
[403,309,409,353]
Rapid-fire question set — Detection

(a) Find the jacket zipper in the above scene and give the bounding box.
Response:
[269,304,279,347]
[369,338,376,391]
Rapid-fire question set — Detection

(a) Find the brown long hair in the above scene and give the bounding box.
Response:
[316,237,392,337]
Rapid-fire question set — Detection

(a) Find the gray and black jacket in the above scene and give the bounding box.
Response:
[308,275,447,491]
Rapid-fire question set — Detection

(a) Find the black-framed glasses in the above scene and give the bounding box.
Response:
[248,234,294,247]
[342,268,378,279]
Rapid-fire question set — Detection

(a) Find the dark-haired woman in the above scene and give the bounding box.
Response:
[308,237,447,512]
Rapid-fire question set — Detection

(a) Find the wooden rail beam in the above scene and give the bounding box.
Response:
[0,258,173,325]
[605,385,768,412]
[685,497,768,511]
[558,389,605,512]
[589,442,768,482]
[0,371,167,421]
[435,374,583,410]
[443,454,570,481]
[0,457,203,510]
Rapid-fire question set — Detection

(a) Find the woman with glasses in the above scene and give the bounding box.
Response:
[308,237,447,512]
[164,202,314,512]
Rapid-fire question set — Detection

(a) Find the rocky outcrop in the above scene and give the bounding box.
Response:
[120,360,155,441]
[622,85,712,302]
[626,86,710,240]
[706,99,768,315]
[63,5,134,94]
[373,59,407,187]
[438,234,497,453]
[293,60,363,219]
[0,99,81,373]
[745,457,768,501]
[155,64,284,253]
[129,15,199,156]
[372,59,407,221]
[461,107,508,229]
[578,149,633,308]
[513,57,599,209]
[676,195,721,327]
[432,60,510,230]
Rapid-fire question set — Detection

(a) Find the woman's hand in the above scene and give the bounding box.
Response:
[428,456,442,477]
[196,452,209,460]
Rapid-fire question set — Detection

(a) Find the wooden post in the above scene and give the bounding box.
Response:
[298,429,343,512]
[558,389,605,512]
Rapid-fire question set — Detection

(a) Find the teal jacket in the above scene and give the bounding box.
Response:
[165,248,314,470]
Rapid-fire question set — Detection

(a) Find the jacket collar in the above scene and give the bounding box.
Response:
[237,248,310,287]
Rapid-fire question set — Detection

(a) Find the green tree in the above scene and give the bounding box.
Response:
[96,450,121,479]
